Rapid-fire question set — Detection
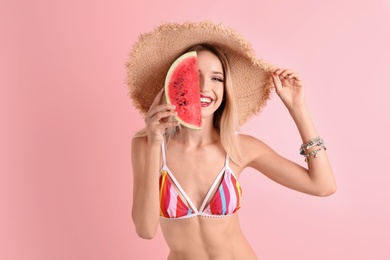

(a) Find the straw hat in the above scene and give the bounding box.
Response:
[126,21,275,125]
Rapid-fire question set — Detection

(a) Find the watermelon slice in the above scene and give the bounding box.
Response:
[164,51,201,129]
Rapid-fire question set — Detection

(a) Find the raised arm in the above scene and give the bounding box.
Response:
[244,69,336,196]
[131,89,178,239]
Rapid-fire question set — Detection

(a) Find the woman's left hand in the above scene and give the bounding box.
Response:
[271,68,305,111]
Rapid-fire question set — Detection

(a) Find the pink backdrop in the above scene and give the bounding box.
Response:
[1,0,389,259]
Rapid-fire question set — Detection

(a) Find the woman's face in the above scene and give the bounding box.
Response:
[197,50,225,119]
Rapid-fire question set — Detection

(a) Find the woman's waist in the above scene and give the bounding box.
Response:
[167,249,255,260]
[166,240,257,260]
[160,213,255,259]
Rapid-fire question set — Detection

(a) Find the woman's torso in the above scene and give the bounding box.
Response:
[159,138,257,260]
[160,213,257,260]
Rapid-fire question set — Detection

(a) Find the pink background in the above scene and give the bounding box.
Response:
[1,0,389,259]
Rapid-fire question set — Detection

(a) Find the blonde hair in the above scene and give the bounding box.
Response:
[134,44,242,165]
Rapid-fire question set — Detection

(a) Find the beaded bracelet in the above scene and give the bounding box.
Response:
[303,146,327,162]
[299,136,324,155]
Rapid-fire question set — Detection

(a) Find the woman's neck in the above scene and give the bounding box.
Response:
[175,117,219,147]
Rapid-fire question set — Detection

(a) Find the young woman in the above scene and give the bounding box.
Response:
[127,22,336,260]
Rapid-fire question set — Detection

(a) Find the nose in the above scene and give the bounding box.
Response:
[199,74,206,92]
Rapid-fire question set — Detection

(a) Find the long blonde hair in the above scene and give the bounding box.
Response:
[134,44,242,165]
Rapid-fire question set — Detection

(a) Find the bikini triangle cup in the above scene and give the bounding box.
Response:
[159,140,242,219]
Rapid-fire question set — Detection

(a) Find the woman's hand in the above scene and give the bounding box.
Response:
[271,68,305,111]
[144,88,179,144]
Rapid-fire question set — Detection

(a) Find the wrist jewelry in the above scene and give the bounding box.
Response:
[299,136,323,155]
[299,136,326,161]
[303,146,327,162]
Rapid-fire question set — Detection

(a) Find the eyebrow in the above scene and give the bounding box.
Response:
[198,70,224,76]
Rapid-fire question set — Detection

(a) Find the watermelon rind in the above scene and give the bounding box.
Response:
[164,51,202,130]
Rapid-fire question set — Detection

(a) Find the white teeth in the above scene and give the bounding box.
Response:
[200,97,212,103]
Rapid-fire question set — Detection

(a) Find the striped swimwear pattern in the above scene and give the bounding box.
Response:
[203,169,242,215]
[159,169,193,218]
[159,167,242,219]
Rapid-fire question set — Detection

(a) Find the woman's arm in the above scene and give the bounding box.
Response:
[131,89,178,239]
[131,137,161,239]
[243,126,335,196]
[243,69,336,196]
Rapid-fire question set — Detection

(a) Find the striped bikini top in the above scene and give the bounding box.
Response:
[159,141,242,219]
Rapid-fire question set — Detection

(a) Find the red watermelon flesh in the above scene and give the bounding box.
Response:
[164,51,201,129]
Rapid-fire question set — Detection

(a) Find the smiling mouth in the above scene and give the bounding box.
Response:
[200,97,213,103]
[200,95,213,107]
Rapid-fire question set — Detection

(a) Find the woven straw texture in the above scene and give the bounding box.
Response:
[126,21,275,125]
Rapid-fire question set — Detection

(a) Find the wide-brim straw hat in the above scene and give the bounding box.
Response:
[126,21,275,125]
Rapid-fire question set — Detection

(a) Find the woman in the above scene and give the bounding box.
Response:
[127,21,336,260]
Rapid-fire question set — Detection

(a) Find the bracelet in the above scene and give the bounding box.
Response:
[299,136,327,161]
[299,136,324,155]
[303,146,327,162]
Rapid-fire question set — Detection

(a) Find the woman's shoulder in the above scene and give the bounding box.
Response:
[131,135,148,150]
[238,133,267,148]
[237,133,272,164]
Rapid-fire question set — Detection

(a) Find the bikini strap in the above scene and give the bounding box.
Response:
[225,153,230,168]
[161,138,167,166]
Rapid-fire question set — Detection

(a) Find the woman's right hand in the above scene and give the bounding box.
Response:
[144,88,179,144]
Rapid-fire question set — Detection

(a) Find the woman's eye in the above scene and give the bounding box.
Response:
[212,77,224,83]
